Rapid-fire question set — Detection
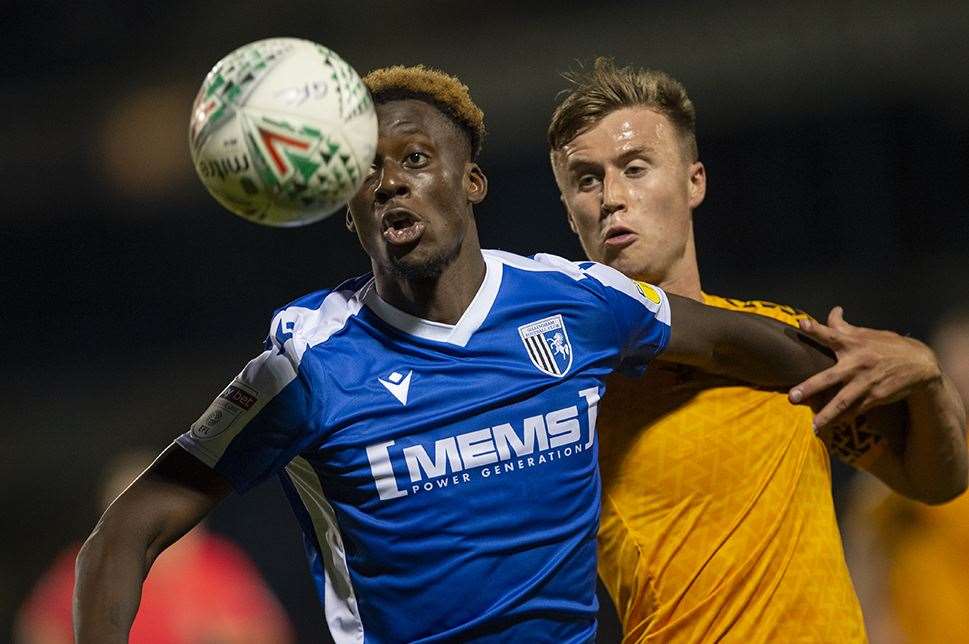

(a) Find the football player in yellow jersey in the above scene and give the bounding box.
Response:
[546,58,968,642]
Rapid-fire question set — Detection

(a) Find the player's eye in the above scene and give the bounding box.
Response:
[577,174,600,191]
[624,163,648,178]
[404,151,429,167]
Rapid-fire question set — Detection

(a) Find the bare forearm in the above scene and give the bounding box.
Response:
[74,524,151,643]
[712,314,834,387]
[900,373,968,503]
[73,445,229,642]
[664,296,834,387]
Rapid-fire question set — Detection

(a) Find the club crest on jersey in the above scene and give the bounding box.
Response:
[518,314,573,377]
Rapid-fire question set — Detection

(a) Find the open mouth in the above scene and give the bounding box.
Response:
[381,208,426,246]
[603,224,637,248]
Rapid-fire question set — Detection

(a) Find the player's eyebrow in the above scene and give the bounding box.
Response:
[381,122,436,153]
[565,144,656,174]
[565,157,598,174]
[614,144,656,164]
[386,119,425,136]
[564,150,610,173]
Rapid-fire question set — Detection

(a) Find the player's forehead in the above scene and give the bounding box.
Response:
[557,107,676,166]
[375,99,456,148]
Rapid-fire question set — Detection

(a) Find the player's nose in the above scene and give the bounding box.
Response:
[600,172,626,217]
[374,164,411,204]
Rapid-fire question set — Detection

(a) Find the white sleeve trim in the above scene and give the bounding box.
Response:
[179,349,298,466]
[580,262,671,326]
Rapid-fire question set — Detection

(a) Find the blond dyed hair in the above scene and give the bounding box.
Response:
[548,57,698,161]
[363,65,486,159]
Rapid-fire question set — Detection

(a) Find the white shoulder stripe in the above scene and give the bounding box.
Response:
[580,262,670,325]
[179,348,298,466]
[485,250,670,326]
[484,249,585,280]
[271,285,368,366]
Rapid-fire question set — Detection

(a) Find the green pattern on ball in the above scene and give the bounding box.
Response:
[240,114,363,212]
[190,38,376,226]
[315,44,372,122]
[191,39,296,152]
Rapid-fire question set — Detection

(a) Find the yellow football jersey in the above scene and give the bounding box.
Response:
[870,482,969,643]
[597,294,867,643]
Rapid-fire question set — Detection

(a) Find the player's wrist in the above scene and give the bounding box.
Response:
[908,341,943,389]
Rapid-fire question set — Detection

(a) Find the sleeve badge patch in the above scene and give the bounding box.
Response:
[191,381,260,440]
[635,281,662,305]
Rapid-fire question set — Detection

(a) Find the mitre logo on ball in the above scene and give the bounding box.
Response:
[189,38,377,227]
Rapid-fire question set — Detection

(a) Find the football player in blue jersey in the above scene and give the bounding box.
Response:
[75,65,847,644]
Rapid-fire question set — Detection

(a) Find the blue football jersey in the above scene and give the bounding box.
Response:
[176,250,671,643]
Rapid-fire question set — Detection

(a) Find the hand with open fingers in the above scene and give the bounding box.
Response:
[787,306,943,431]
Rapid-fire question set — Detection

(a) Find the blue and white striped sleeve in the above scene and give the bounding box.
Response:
[175,309,319,493]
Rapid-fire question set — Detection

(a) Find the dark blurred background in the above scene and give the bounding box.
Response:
[3,1,968,641]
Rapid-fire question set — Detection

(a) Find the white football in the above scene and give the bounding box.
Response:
[189,38,377,227]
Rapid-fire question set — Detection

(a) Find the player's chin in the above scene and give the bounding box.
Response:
[386,249,442,280]
[384,232,429,261]
[599,243,635,268]
[604,246,651,278]
[386,238,460,280]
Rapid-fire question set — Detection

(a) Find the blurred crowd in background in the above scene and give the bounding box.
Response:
[3,2,968,642]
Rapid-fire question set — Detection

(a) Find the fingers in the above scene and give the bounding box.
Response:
[789,365,848,404]
[812,380,867,431]
[813,421,834,446]
[854,375,911,413]
[827,305,858,333]
[827,306,844,328]
[797,317,843,349]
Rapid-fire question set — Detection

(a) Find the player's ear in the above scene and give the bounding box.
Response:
[561,194,579,234]
[345,207,355,232]
[688,161,706,209]
[466,163,488,204]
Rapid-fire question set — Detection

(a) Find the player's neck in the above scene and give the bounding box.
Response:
[374,240,487,325]
[659,271,702,301]
[655,237,703,302]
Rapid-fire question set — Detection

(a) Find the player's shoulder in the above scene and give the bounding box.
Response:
[487,250,667,312]
[274,274,370,314]
[485,250,597,301]
[485,249,586,280]
[703,293,810,327]
[267,273,372,350]
[485,249,632,290]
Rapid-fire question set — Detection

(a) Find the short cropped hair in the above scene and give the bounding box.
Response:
[363,65,486,159]
[548,57,698,162]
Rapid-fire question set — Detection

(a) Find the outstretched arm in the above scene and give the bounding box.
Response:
[73,444,231,643]
[661,294,835,387]
[789,308,967,504]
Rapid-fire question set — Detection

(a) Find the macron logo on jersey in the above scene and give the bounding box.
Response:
[366,387,601,501]
[379,370,413,406]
